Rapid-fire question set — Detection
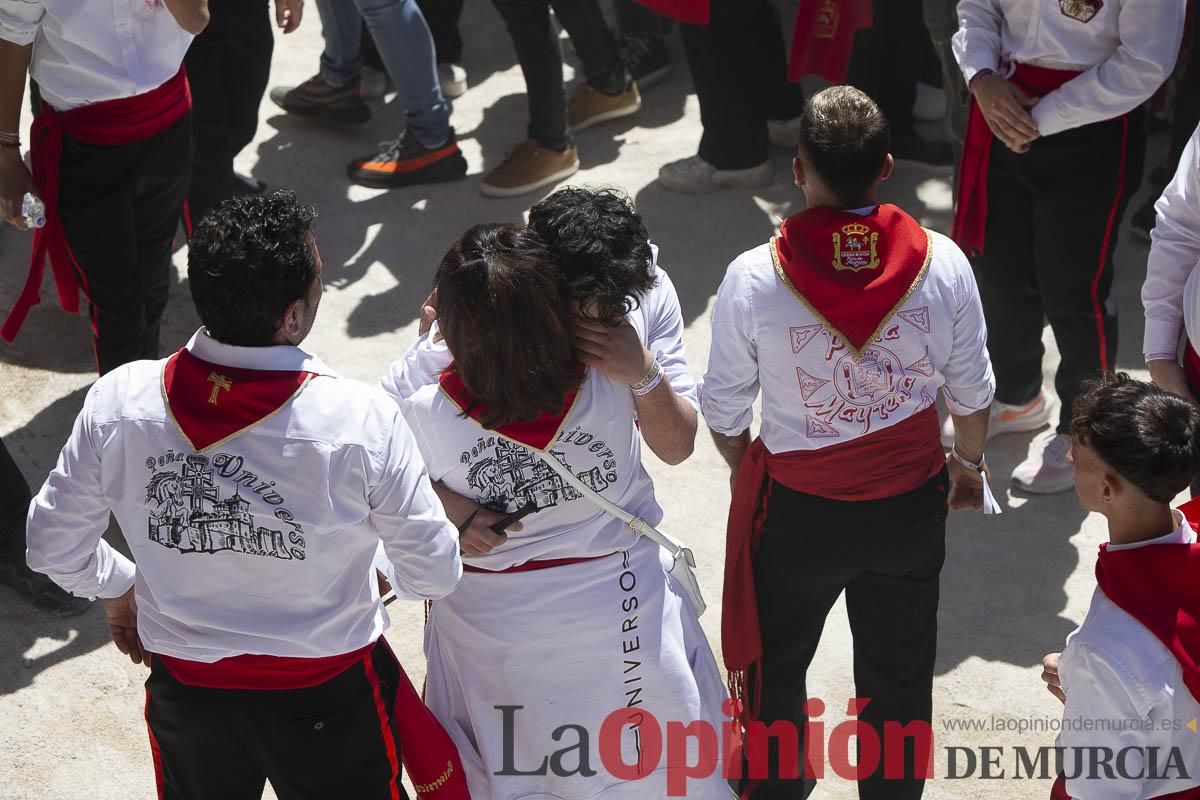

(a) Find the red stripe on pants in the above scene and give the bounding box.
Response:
[362,652,403,800]
[1091,116,1130,372]
[144,688,166,800]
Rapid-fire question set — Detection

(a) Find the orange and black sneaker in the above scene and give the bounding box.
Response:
[347,128,468,189]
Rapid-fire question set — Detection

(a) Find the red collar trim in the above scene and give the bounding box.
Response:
[772,204,932,356]
[162,349,318,453]
[437,363,585,451]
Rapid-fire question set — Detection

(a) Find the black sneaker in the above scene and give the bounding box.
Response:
[0,558,91,617]
[347,128,468,188]
[269,75,372,126]
[893,132,955,167]
[620,33,671,91]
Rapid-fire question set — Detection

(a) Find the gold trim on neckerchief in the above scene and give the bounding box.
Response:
[770,227,934,359]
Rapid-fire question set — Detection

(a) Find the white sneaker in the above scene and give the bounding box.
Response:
[940,387,1054,446]
[768,116,803,147]
[1012,433,1075,495]
[658,156,772,193]
[913,82,946,123]
[438,63,468,99]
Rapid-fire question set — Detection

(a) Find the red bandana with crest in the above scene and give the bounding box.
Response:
[772,204,931,355]
[438,364,585,451]
[162,349,317,452]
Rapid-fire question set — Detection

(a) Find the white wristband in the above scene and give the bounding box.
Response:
[951,446,1002,515]
[629,359,664,396]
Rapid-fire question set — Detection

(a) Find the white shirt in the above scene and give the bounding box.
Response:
[1143,123,1200,363]
[396,369,663,572]
[953,0,1184,137]
[1057,514,1200,800]
[26,329,462,662]
[0,0,193,111]
[701,220,994,452]
[381,252,700,412]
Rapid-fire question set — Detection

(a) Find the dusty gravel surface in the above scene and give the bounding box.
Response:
[0,5,1168,799]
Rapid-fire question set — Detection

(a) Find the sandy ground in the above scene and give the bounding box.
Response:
[0,6,1173,800]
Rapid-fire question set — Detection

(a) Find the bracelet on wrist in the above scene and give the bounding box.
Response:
[629,358,664,396]
[951,445,986,472]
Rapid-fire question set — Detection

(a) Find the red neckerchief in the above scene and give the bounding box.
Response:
[2,68,191,343]
[162,348,317,452]
[773,204,930,356]
[1094,497,1200,703]
[438,363,585,450]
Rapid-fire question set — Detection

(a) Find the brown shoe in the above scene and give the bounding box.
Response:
[568,82,641,133]
[480,140,580,198]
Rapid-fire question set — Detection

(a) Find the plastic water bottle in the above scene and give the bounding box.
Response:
[21,193,45,229]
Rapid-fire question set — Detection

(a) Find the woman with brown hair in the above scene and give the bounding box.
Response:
[390,223,732,800]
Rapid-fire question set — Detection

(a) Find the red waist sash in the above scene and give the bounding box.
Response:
[723,406,943,725]
[1,68,192,343]
[463,552,616,574]
[1184,342,1200,392]
[951,64,1081,258]
[156,638,470,799]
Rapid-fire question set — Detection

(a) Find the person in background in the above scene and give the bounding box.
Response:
[847,0,955,166]
[950,0,1184,495]
[703,86,994,798]
[0,437,88,615]
[361,0,468,101]
[480,0,638,198]
[185,0,303,227]
[1041,374,1200,800]
[26,190,465,799]
[271,0,466,189]
[0,0,201,373]
[658,0,805,193]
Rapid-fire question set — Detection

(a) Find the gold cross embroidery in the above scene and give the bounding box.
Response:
[207,372,233,405]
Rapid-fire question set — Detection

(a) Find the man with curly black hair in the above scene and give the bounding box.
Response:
[25,190,467,800]
[383,186,699,466]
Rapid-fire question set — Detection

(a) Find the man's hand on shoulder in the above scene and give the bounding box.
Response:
[0,148,35,231]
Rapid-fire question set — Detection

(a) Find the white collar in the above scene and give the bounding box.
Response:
[185,328,337,376]
[1107,510,1198,551]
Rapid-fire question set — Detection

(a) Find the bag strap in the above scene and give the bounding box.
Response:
[529,449,707,615]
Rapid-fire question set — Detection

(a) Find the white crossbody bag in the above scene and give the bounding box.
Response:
[524,447,708,616]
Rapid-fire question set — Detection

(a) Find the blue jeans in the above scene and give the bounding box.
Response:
[314,0,450,147]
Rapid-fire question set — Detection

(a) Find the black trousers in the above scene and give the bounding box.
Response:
[750,470,948,800]
[57,114,192,375]
[615,0,674,36]
[492,0,625,151]
[847,0,929,142]
[145,642,410,800]
[678,0,804,170]
[184,0,274,225]
[0,437,31,563]
[978,109,1145,431]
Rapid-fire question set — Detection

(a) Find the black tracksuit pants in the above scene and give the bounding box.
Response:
[57,114,192,376]
[750,471,948,800]
[977,109,1145,431]
[678,0,805,170]
[184,0,274,225]
[144,641,410,800]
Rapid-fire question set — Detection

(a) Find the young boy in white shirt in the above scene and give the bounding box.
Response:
[1042,373,1200,800]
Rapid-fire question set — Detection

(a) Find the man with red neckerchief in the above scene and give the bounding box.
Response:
[24,191,468,800]
[702,86,996,799]
[951,0,1185,495]
[1040,374,1200,800]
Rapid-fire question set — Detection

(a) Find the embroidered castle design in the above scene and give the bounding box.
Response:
[146,454,295,560]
